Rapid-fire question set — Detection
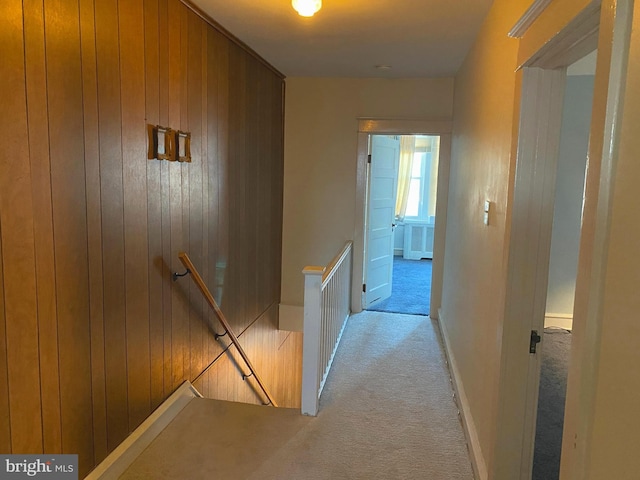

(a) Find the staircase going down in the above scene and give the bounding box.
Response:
[118,311,475,480]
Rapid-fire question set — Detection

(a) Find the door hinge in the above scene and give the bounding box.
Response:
[362,283,367,293]
[367,154,372,164]
[530,330,542,354]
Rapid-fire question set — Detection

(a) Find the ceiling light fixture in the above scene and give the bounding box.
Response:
[292,0,322,17]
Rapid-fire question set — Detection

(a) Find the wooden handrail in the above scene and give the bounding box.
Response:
[178,252,278,407]
[322,241,353,284]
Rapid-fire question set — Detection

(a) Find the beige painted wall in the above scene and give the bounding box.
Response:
[281,77,454,327]
[445,0,640,478]
[440,0,526,475]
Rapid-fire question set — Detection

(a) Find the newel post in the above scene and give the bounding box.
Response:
[301,265,325,416]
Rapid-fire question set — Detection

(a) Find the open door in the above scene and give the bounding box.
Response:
[496,1,633,478]
[364,135,400,307]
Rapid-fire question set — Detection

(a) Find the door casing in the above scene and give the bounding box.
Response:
[352,119,452,318]
[497,0,633,478]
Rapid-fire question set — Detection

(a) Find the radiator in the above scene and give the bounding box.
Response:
[403,222,434,260]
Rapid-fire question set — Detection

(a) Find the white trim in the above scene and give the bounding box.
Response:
[520,3,600,70]
[544,315,573,330]
[278,303,304,331]
[544,312,573,318]
[567,1,634,477]
[508,0,552,38]
[85,381,202,480]
[437,309,488,480]
[317,313,349,396]
[352,133,369,314]
[301,268,324,416]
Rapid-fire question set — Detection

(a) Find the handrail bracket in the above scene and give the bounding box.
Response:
[177,252,278,408]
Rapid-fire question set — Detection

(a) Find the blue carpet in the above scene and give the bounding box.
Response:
[367,257,432,316]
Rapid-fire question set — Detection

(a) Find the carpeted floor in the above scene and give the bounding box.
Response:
[368,257,432,316]
[122,311,474,479]
[533,328,571,480]
[247,311,474,479]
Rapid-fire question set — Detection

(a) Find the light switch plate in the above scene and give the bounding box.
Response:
[484,211,489,226]
[484,200,491,212]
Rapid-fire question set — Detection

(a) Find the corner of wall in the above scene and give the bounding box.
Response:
[279,303,304,331]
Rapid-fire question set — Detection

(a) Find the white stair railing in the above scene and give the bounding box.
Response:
[301,241,352,416]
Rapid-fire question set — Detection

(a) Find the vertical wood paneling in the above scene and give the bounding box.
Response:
[119,0,151,432]
[0,221,11,452]
[144,0,165,412]
[44,0,94,472]
[168,0,185,391]
[1,0,44,454]
[95,0,129,452]
[213,29,230,357]
[272,75,285,302]
[245,58,259,323]
[158,0,173,400]
[188,11,205,381]
[3,0,287,471]
[257,64,272,312]
[228,45,247,332]
[179,5,191,387]
[194,305,302,409]
[23,0,62,455]
[270,76,283,304]
[200,23,211,392]
[79,0,108,462]
[206,29,221,369]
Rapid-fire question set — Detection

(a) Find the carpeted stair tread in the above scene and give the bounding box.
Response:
[121,398,311,479]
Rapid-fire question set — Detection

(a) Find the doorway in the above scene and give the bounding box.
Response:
[364,134,440,316]
[498,1,632,478]
[532,50,596,480]
[350,119,452,320]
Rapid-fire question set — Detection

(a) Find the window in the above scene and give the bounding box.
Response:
[403,136,439,222]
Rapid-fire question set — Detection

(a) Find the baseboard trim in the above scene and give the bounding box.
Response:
[544,314,573,330]
[437,308,488,480]
[85,381,202,479]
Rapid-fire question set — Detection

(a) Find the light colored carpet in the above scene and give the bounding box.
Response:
[121,311,474,479]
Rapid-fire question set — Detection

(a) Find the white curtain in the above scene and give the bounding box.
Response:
[395,136,416,221]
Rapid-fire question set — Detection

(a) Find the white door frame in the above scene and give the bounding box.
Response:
[497,0,633,478]
[352,119,452,318]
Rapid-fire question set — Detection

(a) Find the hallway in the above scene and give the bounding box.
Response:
[121,311,473,479]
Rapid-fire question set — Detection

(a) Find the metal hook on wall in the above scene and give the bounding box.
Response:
[172,268,191,281]
[214,331,228,341]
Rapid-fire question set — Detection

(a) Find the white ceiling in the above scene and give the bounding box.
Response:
[191,0,494,78]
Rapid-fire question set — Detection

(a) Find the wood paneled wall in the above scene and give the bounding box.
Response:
[0,0,295,476]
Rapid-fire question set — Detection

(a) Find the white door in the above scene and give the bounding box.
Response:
[365,135,400,307]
